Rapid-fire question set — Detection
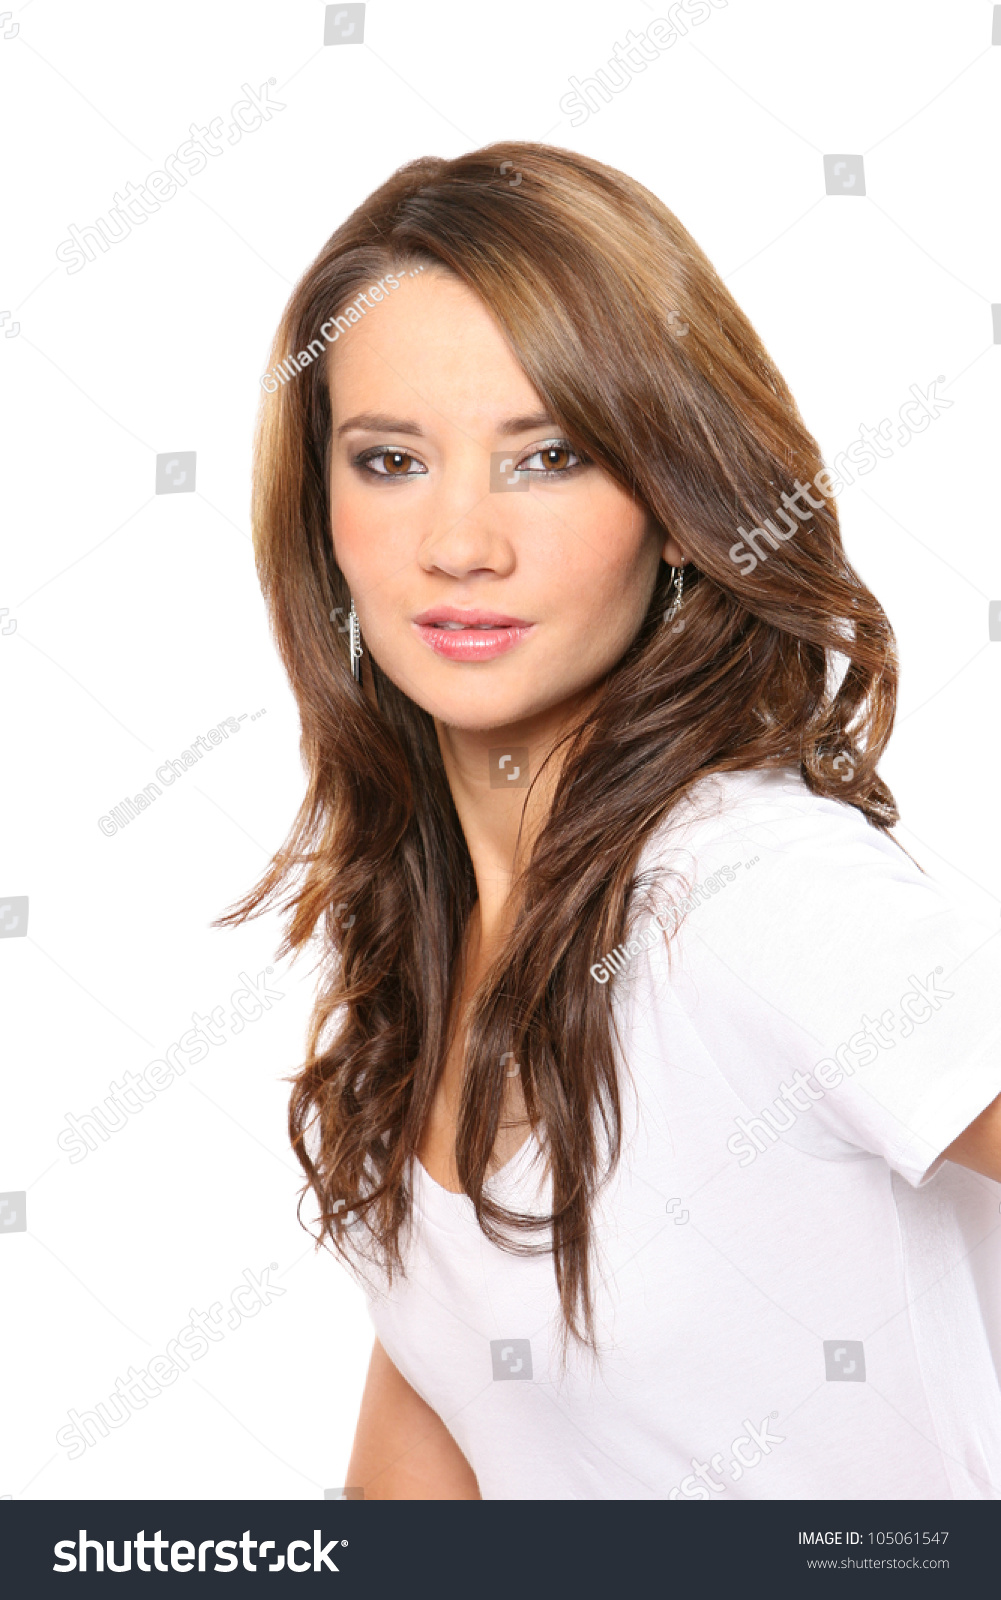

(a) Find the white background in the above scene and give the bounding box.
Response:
[1,0,999,1499]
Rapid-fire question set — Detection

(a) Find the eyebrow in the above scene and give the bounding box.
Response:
[336,410,560,439]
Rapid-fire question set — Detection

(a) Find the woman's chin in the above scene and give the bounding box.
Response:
[376,661,560,733]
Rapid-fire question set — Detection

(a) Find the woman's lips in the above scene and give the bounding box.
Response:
[413,620,536,661]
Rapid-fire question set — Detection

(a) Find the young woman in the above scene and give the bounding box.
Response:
[220,142,1001,1501]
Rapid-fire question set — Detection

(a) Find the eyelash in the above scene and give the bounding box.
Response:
[351,439,590,480]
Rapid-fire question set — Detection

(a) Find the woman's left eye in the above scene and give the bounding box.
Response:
[517,441,588,475]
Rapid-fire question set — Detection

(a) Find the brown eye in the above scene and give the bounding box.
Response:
[516,440,586,475]
[354,446,427,479]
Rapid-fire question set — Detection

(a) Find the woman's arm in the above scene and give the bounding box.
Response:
[943,1089,1001,1182]
[344,1336,482,1500]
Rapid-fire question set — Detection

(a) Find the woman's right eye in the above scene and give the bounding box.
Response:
[353,448,428,478]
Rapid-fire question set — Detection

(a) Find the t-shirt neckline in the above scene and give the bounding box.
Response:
[411,1128,541,1229]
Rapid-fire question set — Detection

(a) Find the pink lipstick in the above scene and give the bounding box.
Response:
[412,607,535,662]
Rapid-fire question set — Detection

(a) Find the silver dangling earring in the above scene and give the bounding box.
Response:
[348,598,363,684]
[663,565,685,626]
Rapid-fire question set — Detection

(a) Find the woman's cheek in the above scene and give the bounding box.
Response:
[330,491,379,584]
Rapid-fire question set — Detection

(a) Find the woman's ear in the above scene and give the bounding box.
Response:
[661,531,687,566]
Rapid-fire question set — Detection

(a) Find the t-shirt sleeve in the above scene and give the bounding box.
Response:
[641,782,1001,1188]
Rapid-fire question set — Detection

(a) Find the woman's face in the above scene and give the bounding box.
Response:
[327,267,682,734]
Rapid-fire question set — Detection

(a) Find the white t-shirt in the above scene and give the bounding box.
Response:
[348,768,1001,1500]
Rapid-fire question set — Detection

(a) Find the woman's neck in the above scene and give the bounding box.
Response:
[435,693,594,953]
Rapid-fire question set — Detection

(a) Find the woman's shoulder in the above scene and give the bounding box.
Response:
[627,770,1001,1192]
[637,765,911,884]
[629,765,1000,1024]
[631,765,981,952]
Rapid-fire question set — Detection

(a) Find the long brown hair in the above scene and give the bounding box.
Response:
[215,141,898,1357]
